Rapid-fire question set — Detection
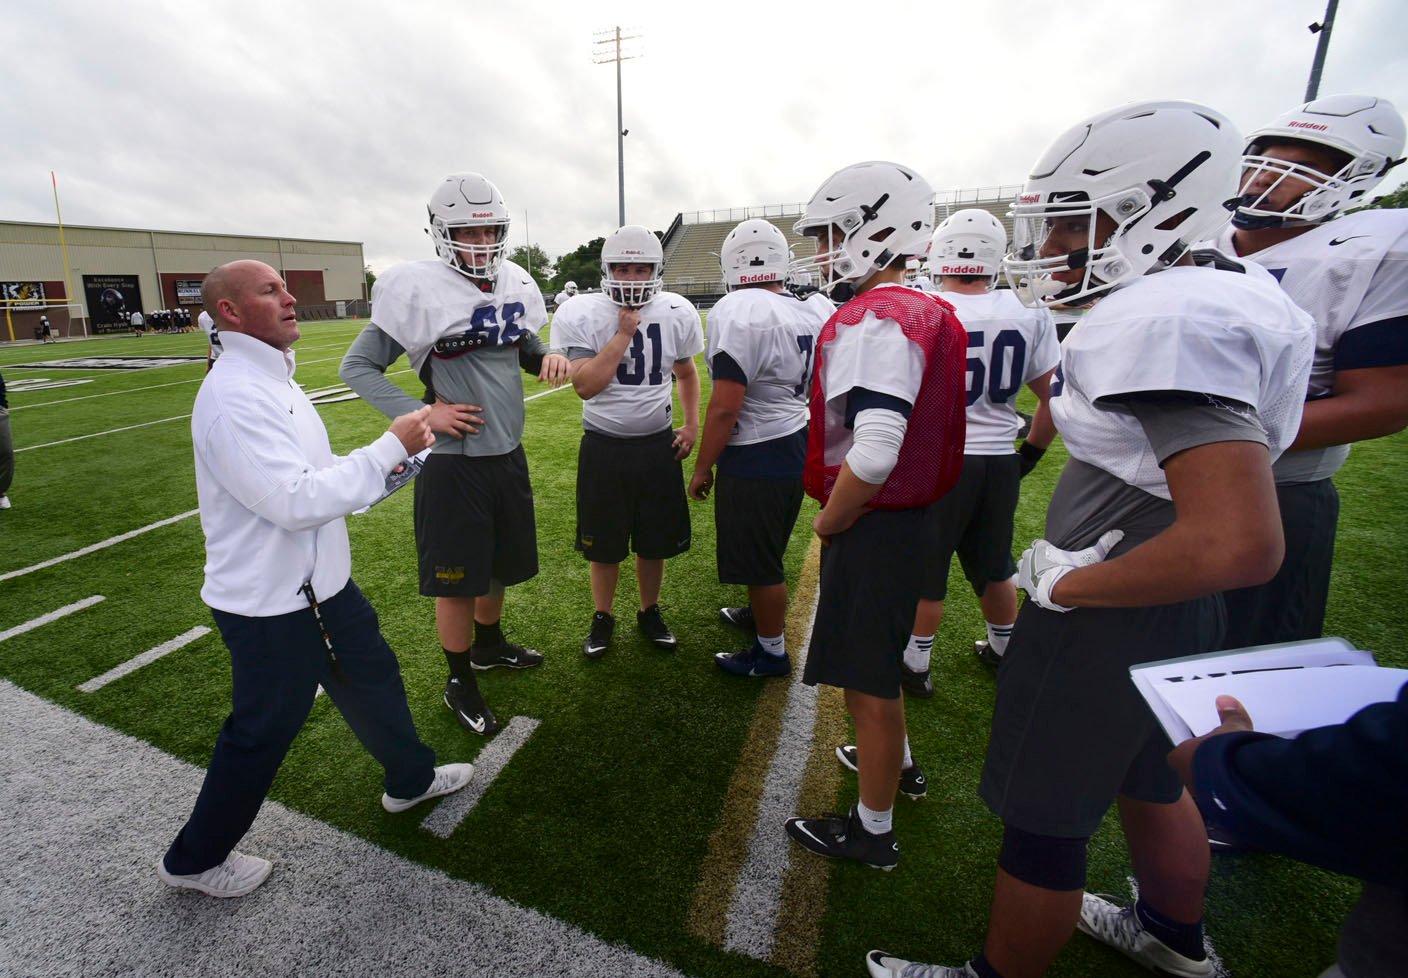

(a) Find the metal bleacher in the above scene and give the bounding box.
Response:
[660,186,1022,304]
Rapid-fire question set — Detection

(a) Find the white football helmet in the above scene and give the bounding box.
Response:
[565,281,578,295]
[931,208,1006,279]
[428,173,510,281]
[1234,95,1406,228]
[1003,100,1242,308]
[790,161,935,298]
[601,225,664,307]
[721,218,789,289]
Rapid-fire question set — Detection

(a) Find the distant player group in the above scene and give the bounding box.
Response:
[166,88,1406,978]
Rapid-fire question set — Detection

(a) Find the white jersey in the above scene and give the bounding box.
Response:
[939,289,1060,454]
[555,290,575,308]
[1053,260,1315,500]
[705,289,830,445]
[197,310,223,361]
[369,259,547,372]
[1212,208,1408,483]
[553,291,705,437]
[908,275,937,293]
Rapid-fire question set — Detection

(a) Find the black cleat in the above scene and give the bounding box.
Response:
[469,640,544,671]
[637,604,677,649]
[443,676,499,737]
[718,606,755,630]
[973,640,1002,669]
[583,612,614,659]
[835,744,928,800]
[900,664,934,698]
[785,805,898,870]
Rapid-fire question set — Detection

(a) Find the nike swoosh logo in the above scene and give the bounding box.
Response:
[501,656,519,665]
[793,823,829,848]
[459,712,486,733]
[1329,235,1369,246]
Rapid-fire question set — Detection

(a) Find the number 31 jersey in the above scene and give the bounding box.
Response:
[552,290,705,437]
[705,288,832,445]
[938,289,1060,455]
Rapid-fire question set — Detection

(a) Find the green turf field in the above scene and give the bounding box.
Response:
[1,321,1402,978]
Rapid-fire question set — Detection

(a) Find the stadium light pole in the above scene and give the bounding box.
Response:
[593,26,642,228]
[1304,0,1338,102]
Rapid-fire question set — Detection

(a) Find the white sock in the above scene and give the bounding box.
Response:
[857,800,893,835]
[757,633,786,657]
[902,736,914,770]
[986,620,1015,657]
[902,633,933,672]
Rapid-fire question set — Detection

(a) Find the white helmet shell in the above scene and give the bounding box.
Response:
[1002,100,1242,308]
[428,173,510,281]
[565,281,578,294]
[1235,95,1406,228]
[790,160,935,297]
[600,225,664,307]
[721,218,789,289]
[931,208,1006,279]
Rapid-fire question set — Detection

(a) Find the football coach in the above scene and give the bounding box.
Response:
[158,260,471,898]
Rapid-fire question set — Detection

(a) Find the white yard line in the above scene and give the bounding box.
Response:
[78,626,212,692]
[723,598,821,959]
[0,511,199,583]
[0,596,106,643]
[420,716,542,838]
[16,414,192,452]
[11,377,202,410]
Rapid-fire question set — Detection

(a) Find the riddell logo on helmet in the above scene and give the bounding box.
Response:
[471,211,496,218]
[941,264,986,274]
[1288,121,1329,131]
[739,272,779,283]
[1019,193,1041,203]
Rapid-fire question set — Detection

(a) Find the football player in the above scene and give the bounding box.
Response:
[867,101,1314,978]
[340,173,569,738]
[550,225,703,659]
[899,209,1060,694]
[781,161,967,871]
[554,280,579,309]
[687,219,831,677]
[197,309,224,373]
[1210,95,1408,649]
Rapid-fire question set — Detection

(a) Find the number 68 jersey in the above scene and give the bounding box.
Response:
[705,288,832,446]
[552,290,705,437]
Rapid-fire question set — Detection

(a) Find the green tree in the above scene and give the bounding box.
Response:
[551,237,605,292]
[1360,179,1408,210]
[507,244,553,290]
[363,264,376,296]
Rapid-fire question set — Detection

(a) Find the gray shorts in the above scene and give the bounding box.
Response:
[979,595,1224,836]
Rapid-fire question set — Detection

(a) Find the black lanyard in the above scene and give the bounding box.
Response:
[299,581,344,682]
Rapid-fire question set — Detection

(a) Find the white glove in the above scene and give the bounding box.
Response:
[1018,529,1125,612]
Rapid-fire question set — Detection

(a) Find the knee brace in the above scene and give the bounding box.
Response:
[998,824,1090,891]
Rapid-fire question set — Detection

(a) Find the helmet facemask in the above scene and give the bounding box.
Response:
[1233,144,1365,229]
[433,220,509,281]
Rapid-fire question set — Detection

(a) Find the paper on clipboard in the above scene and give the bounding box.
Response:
[354,448,431,513]
[1129,637,1403,743]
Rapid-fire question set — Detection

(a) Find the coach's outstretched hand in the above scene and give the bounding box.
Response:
[389,405,436,455]
[1168,694,1255,788]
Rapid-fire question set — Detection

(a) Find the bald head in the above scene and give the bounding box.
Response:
[202,260,300,351]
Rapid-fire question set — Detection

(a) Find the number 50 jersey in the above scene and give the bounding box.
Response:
[705,288,832,446]
[939,289,1060,455]
[552,290,705,436]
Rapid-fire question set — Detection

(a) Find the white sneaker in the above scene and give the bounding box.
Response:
[381,762,473,813]
[0,496,10,510]
[157,850,272,898]
[1077,893,1215,977]
[866,950,977,978]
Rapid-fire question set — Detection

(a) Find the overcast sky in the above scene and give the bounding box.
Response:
[3,0,1405,275]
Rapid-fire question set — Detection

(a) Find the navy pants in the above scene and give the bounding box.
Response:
[163,581,435,875]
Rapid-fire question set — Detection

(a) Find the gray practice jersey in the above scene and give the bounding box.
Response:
[340,259,549,458]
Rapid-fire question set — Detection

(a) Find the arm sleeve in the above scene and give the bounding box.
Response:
[339,324,424,419]
[517,330,548,375]
[845,407,908,485]
[1191,680,1408,885]
[202,393,406,532]
[1119,393,1269,465]
[710,351,748,385]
